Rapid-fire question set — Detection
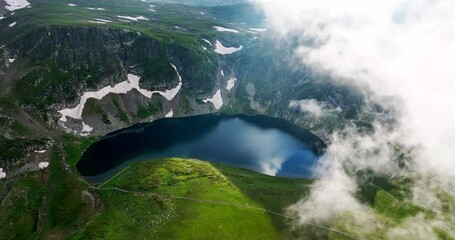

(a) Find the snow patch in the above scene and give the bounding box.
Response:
[8,21,16,27]
[34,150,46,154]
[0,168,5,179]
[68,3,76,7]
[200,12,204,15]
[160,63,183,100]
[88,20,107,24]
[214,26,239,33]
[94,18,112,23]
[88,18,112,24]
[117,15,149,21]
[249,28,267,32]
[239,28,256,34]
[0,15,5,20]
[38,162,49,169]
[221,70,224,76]
[226,77,237,91]
[203,89,223,109]
[8,58,15,63]
[87,7,105,11]
[149,4,156,12]
[58,63,182,123]
[82,122,93,132]
[165,109,173,118]
[4,0,30,11]
[214,40,243,55]
[202,39,212,46]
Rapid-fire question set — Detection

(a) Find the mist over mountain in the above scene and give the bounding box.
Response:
[255,0,455,238]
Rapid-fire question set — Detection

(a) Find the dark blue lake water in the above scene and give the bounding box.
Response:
[77,114,325,183]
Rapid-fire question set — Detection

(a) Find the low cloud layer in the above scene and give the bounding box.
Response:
[256,0,455,178]
[289,99,341,119]
[254,0,455,237]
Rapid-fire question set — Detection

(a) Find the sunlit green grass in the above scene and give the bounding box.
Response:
[66,158,311,239]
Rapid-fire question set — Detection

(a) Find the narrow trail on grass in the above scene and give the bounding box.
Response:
[367,181,418,215]
[97,165,131,188]
[98,187,364,240]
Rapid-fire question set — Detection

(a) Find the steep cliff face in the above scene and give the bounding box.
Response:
[1,26,370,139]
[1,26,230,135]
[9,26,219,103]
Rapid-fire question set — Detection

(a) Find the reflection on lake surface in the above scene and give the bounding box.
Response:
[77,114,325,183]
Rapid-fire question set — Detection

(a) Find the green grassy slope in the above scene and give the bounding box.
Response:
[1,0,249,46]
[0,146,93,239]
[67,158,311,239]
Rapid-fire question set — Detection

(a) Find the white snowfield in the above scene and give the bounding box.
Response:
[117,15,149,21]
[34,150,46,154]
[226,77,237,91]
[68,3,76,7]
[4,0,30,11]
[203,89,223,109]
[8,21,16,27]
[8,58,15,63]
[165,109,173,118]
[59,63,182,123]
[0,168,6,179]
[221,70,224,76]
[38,162,49,169]
[213,26,239,33]
[214,40,243,55]
[0,15,5,20]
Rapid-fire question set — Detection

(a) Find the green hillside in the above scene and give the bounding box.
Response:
[68,158,312,239]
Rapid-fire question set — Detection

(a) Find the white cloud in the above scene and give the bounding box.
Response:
[289,99,341,119]
[287,123,402,223]
[287,156,365,223]
[257,0,455,179]
[387,214,440,240]
[255,0,455,231]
